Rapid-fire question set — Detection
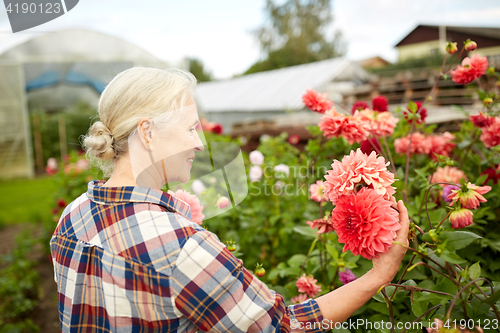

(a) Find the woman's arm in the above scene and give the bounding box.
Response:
[315,200,410,329]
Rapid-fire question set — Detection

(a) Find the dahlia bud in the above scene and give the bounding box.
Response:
[446,42,458,54]
[483,97,493,106]
[217,196,230,209]
[464,39,477,52]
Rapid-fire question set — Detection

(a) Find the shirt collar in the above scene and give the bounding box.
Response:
[86,180,192,220]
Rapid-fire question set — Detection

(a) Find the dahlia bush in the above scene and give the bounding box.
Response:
[207,38,500,331]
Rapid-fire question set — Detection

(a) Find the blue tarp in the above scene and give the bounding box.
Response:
[25,70,105,94]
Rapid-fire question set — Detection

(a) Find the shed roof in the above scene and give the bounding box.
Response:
[195,57,360,113]
[396,24,500,47]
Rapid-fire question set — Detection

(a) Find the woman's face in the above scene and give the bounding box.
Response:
[151,102,205,185]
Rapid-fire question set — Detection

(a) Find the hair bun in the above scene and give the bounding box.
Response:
[83,121,116,160]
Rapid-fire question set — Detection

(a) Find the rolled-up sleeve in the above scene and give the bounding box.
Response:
[170,230,325,332]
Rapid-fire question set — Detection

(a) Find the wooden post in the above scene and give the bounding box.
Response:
[33,115,44,173]
[59,116,67,161]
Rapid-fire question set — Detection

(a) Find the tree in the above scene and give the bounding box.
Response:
[188,58,212,82]
[244,0,346,75]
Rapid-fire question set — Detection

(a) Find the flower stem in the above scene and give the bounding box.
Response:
[400,304,442,333]
[298,236,319,276]
[437,211,452,229]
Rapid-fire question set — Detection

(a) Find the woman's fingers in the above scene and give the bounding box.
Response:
[396,200,410,246]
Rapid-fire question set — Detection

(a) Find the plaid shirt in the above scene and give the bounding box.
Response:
[50,180,325,332]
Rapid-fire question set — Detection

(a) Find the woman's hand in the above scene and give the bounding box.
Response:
[370,199,410,286]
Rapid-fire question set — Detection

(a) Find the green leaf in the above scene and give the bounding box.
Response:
[439,251,467,264]
[411,292,430,317]
[469,261,481,280]
[367,302,389,315]
[293,226,317,239]
[485,288,500,305]
[440,231,481,251]
[325,243,339,261]
[475,174,488,186]
[408,101,417,113]
[287,254,306,268]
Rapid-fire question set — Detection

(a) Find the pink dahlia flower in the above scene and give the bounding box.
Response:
[290,294,309,304]
[339,268,357,285]
[351,101,369,114]
[430,166,467,186]
[449,208,473,229]
[331,188,400,260]
[470,112,495,128]
[394,132,432,155]
[168,189,205,225]
[428,132,456,159]
[306,216,335,234]
[324,149,396,205]
[480,117,500,148]
[447,182,491,210]
[451,54,488,85]
[309,180,326,202]
[296,274,322,297]
[302,89,334,114]
[357,109,399,137]
[372,96,388,112]
[319,108,370,145]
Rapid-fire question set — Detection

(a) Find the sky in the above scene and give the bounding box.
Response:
[1,0,500,79]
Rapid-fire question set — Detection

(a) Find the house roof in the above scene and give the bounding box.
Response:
[195,57,361,113]
[395,24,500,47]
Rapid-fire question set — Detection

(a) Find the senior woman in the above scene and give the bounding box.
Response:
[50,67,409,333]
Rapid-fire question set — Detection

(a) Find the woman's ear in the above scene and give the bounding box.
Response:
[137,117,153,149]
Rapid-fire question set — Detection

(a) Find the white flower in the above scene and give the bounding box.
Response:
[274,180,286,190]
[260,134,271,143]
[274,164,290,177]
[47,157,58,170]
[249,150,265,165]
[249,165,263,182]
[191,179,206,196]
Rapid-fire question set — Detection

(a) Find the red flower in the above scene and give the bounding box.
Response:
[288,134,300,145]
[449,208,473,229]
[359,137,381,155]
[480,117,500,148]
[51,208,60,215]
[351,101,369,114]
[451,54,488,85]
[296,274,322,297]
[306,216,334,234]
[318,108,370,145]
[481,167,500,185]
[331,187,400,260]
[403,101,427,124]
[470,112,495,128]
[57,199,67,208]
[302,89,333,114]
[372,96,388,112]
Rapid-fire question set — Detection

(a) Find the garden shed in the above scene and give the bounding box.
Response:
[195,58,375,134]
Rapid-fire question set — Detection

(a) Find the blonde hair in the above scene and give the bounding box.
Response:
[82,67,197,177]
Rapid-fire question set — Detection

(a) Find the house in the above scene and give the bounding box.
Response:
[195,58,374,134]
[395,25,500,66]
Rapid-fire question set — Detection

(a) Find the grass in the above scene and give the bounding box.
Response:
[0,176,56,225]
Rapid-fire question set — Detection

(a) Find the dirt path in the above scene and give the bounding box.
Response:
[0,224,60,332]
